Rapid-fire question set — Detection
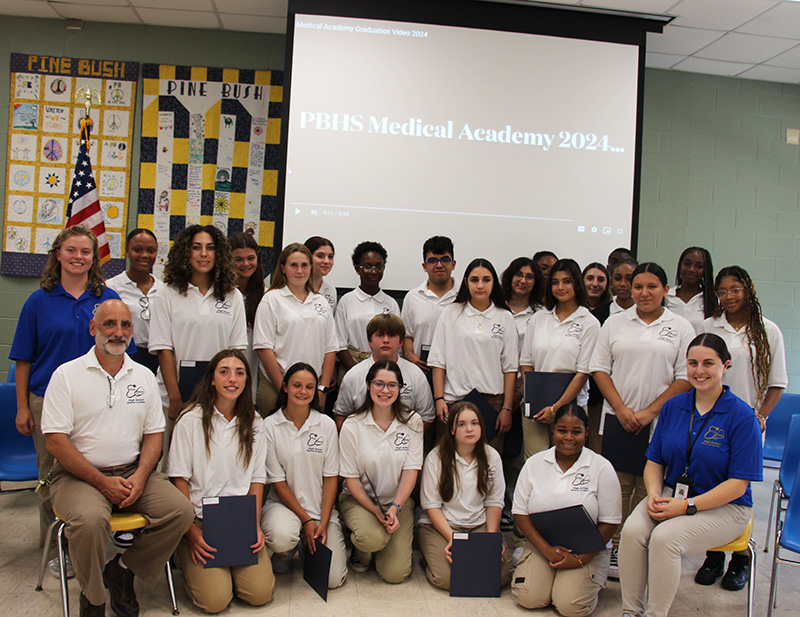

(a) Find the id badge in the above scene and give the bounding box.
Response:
[673,474,694,499]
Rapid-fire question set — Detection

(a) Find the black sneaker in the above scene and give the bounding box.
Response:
[721,554,750,591]
[695,551,725,585]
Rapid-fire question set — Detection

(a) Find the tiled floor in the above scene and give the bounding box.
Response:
[1,466,797,616]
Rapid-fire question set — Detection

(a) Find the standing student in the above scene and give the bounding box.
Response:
[167,349,274,613]
[252,243,338,415]
[336,241,400,372]
[533,251,558,281]
[619,334,762,617]
[10,225,127,574]
[228,232,265,401]
[402,236,457,374]
[501,257,544,349]
[696,265,787,590]
[419,401,512,590]
[305,236,338,312]
[149,225,247,421]
[520,259,600,458]
[428,258,519,451]
[665,247,714,332]
[338,361,423,583]
[582,262,612,311]
[261,363,347,587]
[106,228,163,372]
[590,262,695,578]
[511,405,621,616]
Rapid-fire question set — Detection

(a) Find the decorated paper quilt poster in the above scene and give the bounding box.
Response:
[138,64,282,276]
[3,53,138,276]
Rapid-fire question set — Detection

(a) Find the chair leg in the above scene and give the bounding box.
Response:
[764,481,780,551]
[36,517,60,591]
[165,560,180,615]
[746,539,756,617]
[56,522,69,617]
[767,526,783,617]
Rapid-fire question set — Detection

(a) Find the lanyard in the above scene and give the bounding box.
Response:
[684,389,720,475]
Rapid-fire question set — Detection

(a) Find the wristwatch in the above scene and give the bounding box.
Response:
[317,385,331,394]
[686,498,697,516]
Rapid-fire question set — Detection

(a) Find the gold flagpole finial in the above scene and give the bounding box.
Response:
[75,86,101,118]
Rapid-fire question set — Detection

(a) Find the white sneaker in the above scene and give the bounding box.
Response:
[608,547,619,580]
[348,552,368,573]
[48,555,76,580]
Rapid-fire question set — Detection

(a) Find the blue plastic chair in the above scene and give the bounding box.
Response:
[764,415,800,551]
[767,454,800,617]
[763,394,800,464]
[7,362,16,383]
[0,381,38,493]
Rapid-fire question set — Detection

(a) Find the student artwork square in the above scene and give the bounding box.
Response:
[2,53,139,276]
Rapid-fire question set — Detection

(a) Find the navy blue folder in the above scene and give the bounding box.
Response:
[461,389,498,443]
[450,532,502,597]
[303,540,333,601]
[523,371,577,419]
[601,413,650,476]
[179,360,209,401]
[529,504,607,554]
[202,495,258,568]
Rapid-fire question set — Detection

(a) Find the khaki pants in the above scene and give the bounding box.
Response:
[261,501,347,588]
[619,488,751,617]
[256,372,280,418]
[521,415,551,459]
[177,517,274,614]
[49,463,194,606]
[417,522,513,591]
[511,539,610,617]
[339,494,414,584]
[29,393,55,556]
[614,472,647,549]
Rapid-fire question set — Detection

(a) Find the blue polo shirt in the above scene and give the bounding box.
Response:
[9,284,133,396]
[646,387,762,507]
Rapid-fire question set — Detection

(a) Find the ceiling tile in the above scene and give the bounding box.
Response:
[0,0,62,18]
[48,4,141,22]
[215,0,287,17]
[136,7,219,29]
[647,25,724,55]
[671,56,753,76]
[670,0,779,30]
[51,0,130,5]
[736,2,800,40]
[764,42,800,68]
[645,51,685,69]
[583,0,678,14]
[219,12,286,33]
[694,31,798,63]
[131,0,214,10]
[737,64,800,83]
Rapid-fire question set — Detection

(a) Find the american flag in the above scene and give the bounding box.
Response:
[66,119,110,263]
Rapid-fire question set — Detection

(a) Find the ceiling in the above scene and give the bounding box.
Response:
[2,0,800,83]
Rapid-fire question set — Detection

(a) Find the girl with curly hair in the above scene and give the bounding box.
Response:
[149,225,247,420]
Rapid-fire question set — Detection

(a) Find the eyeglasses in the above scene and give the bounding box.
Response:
[359,264,384,273]
[370,380,400,392]
[139,296,150,321]
[513,272,536,282]
[715,288,743,299]
[425,256,453,267]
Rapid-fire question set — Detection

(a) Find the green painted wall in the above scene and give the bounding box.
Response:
[0,16,797,392]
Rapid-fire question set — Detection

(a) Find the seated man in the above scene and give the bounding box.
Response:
[334,313,434,430]
[42,299,193,617]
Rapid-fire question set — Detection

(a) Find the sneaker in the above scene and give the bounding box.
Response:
[607,546,619,580]
[48,555,76,580]
[500,510,514,532]
[102,555,138,617]
[695,551,725,586]
[721,554,750,591]
[271,552,290,574]
[348,552,369,573]
[111,530,137,549]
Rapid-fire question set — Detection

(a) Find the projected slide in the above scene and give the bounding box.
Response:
[284,14,639,289]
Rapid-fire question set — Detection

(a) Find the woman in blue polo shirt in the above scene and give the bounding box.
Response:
[10,225,125,574]
[618,333,762,617]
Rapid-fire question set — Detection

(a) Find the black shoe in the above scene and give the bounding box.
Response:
[721,554,750,591]
[80,593,105,617]
[694,551,725,585]
[102,555,139,617]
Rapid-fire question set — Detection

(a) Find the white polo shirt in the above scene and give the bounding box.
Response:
[401,280,457,356]
[511,305,536,351]
[419,445,505,528]
[512,446,621,528]
[339,411,424,504]
[263,409,339,521]
[610,300,626,316]
[700,314,788,410]
[166,406,267,519]
[665,288,705,333]
[252,287,339,377]
[520,306,600,407]
[318,279,338,313]
[336,287,400,353]
[148,284,248,399]
[427,302,519,402]
[333,356,435,422]
[590,307,695,428]
[41,349,164,469]
[106,272,164,350]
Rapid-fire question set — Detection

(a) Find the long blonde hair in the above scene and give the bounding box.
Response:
[40,226,105,296]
